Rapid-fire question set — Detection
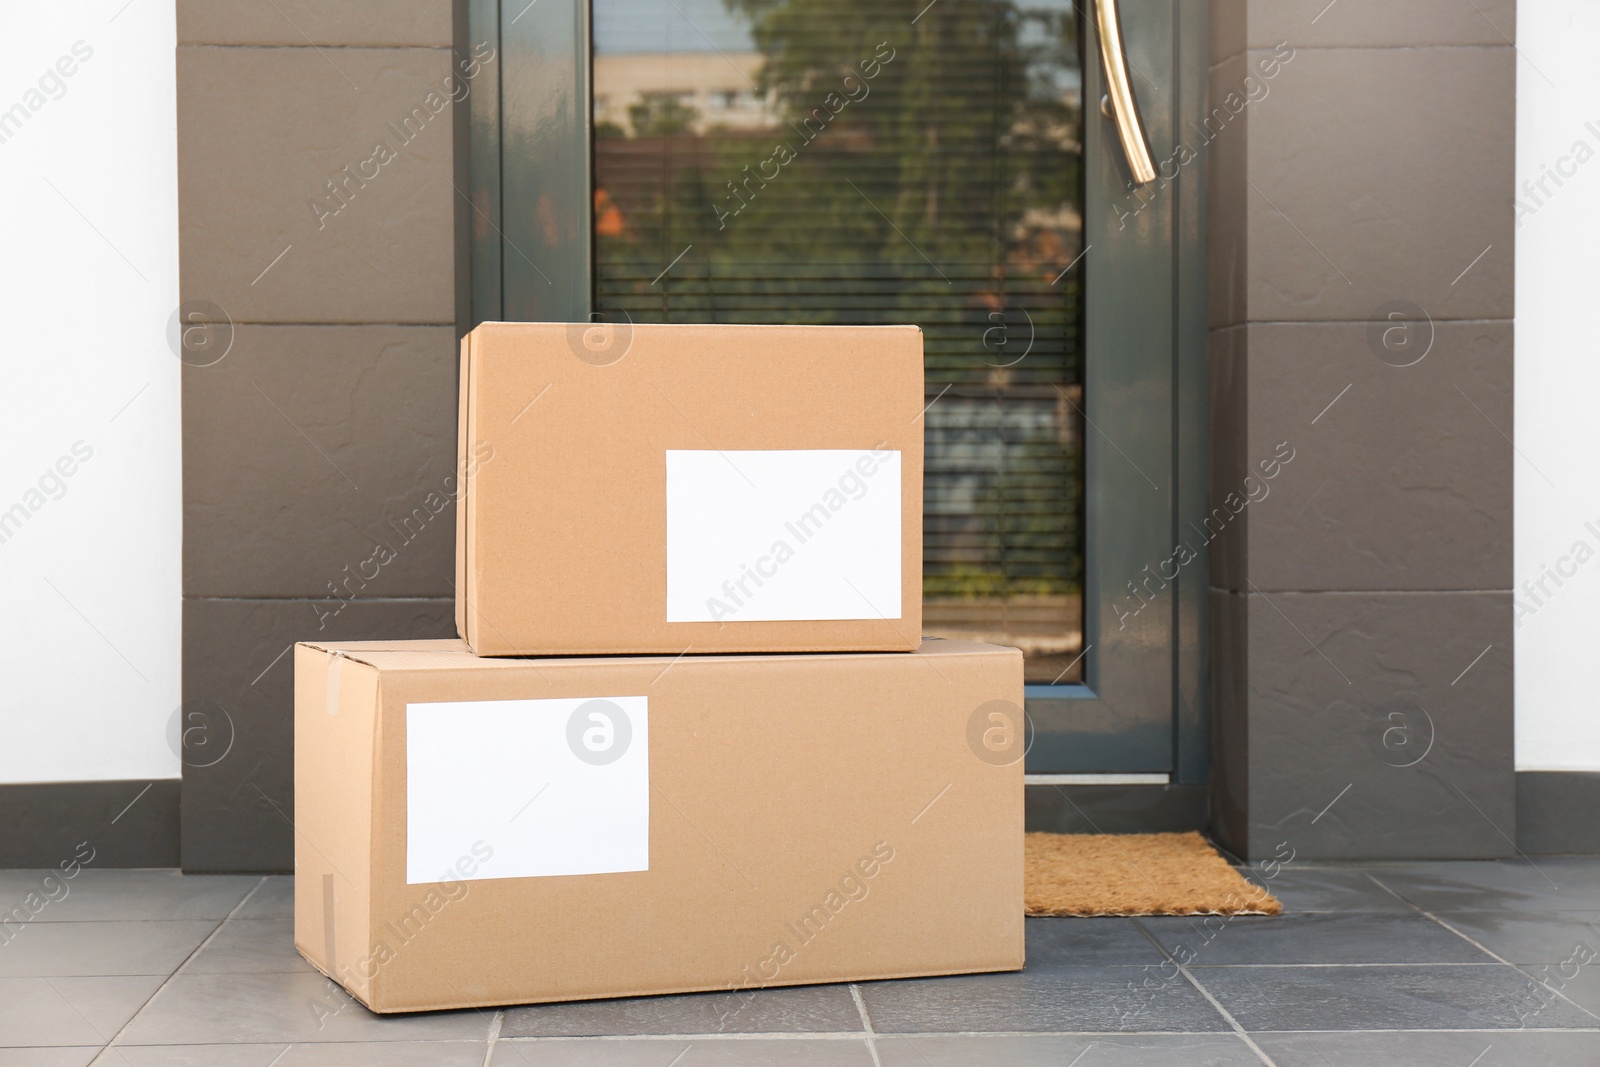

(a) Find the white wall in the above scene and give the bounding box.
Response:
[1515,1,1600,771]
[0,4,181,783]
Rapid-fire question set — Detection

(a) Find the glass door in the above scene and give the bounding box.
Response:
[468,0,1206,781]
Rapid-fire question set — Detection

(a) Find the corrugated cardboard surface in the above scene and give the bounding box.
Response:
[294,638,1024,1013]
[457,322,925,655]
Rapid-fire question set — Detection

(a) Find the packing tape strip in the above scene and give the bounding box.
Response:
[322,872,337,976]
[326,650,344,716]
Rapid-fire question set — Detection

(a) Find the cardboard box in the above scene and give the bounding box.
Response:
[455,321,924,656]
[294,637,1024,1012]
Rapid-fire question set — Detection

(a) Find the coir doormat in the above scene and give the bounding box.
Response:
[1024,831,1282,917]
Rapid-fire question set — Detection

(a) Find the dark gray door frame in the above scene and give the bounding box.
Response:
[466,0,592,324]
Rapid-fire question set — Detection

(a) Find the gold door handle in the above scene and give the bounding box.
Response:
[1095,0,1157,185]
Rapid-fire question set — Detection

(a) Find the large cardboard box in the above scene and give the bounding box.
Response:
[294,638,1024,1012]
[455,321,924,656]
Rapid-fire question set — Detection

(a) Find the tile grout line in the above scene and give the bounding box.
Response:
[1206,317,1515,328]
[481,1008,504,1067]
[850,983,884,1067]
[1168,962,1510,969]
[1173,966,1282,1067]
[1364,872,1600,1026]
[1207,589,1516,598]
[1208,44,1518,71]
[1129,919,1280,1067]
[439,979,517,1061]
[501,1032,879,1044]
[488,1026,1600,1041]
[185,595,454,603]
[180,43,455,51]
[85,876,268,1067]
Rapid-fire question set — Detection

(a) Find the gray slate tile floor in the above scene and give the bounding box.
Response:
[0,861,1597,1065]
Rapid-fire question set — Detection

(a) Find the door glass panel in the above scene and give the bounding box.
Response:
[592,0,1086,683]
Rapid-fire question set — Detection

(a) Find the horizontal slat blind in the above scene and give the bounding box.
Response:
[593,0,1086,680]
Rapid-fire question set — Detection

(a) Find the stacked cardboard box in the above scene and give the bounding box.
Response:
[295,322,1026,1012]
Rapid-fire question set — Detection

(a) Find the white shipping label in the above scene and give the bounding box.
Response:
[665,449,902,623]
[405,696,648,885]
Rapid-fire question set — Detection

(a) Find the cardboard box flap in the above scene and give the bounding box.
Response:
[298,639,478,672]
[299,637,1019,674]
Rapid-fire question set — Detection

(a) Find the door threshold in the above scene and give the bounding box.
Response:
[1024,773,1170,786]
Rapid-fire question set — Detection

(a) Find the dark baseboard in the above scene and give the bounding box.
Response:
[1026,783,1208,834]
[2,774,1581,868]
[0,780,179,868]
[1517,771,1600,854]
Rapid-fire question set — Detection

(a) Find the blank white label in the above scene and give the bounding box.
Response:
[405,696,648,885]
[665,449,902,623]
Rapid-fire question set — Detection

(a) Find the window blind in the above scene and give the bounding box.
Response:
[593,0,1086,681]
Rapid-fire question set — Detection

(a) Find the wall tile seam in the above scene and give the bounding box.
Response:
[1212,43,1515,69]
[181,322,459,328]
[1207,586,1513,596]
[176,43,454,51]
[0,778,185,786]
[1519,768,1600,776]
[182,595,455,602]
[1217,318,1515,328]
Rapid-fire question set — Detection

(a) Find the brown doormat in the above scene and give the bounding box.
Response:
[1024,831,1281,917]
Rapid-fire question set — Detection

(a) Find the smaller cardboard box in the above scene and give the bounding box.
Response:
[455,321,924,656]
[294,638,1024,1012]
